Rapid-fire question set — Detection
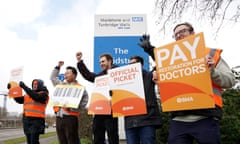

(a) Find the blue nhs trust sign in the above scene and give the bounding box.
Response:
[94,36,149,73]
[132,17,143,22]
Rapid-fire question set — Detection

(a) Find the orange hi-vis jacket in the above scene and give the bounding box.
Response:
[23,92,49,118]
[206,48,223,108]
[53,82,80,117]
[53,106,79,117]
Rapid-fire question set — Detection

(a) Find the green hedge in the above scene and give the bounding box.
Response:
[220,89,240,143]
[78,109,93,140]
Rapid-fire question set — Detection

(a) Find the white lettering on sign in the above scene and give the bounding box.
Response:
[156,36,200,67]
[122,106,134,111]
[176,97,194,103]
[95,107,103,110]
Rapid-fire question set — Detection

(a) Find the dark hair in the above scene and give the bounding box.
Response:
[100,53,113,65]
[173,22,194,33]
[130,55,144,66]
[66,66,77,77]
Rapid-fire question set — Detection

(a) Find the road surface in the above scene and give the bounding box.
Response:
[0,127,56,142]
[0,128,126,144]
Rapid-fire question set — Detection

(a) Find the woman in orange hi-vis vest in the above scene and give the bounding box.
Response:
[50,62,88,144]
[138,22,236,144]
[10,79,49,144]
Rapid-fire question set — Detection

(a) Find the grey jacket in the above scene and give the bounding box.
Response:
[172,58,236,120]
[50,66,88,117]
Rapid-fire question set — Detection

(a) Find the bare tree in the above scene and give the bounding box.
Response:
[154,0,240,36]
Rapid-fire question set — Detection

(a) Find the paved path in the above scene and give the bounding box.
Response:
[0,128,126,144]
[18,136,126,144]
[39,135,58,144]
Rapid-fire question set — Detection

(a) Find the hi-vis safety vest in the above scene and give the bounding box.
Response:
[53,106,79,117]
[23,92,49,118]
[53,82,80,117]
[206,48,223,108]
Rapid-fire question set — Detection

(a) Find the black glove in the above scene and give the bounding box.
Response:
[7,83,11,89]
[19,81,27,89]
[138,34,155,60]
[109,90,113,97]
[19,81,31,93]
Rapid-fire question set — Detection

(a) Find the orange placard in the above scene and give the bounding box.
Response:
[8,81,22,98]
[88,75,112,115]
[88,92,112,115]
[108,63,147,117]
[154,32,214,112]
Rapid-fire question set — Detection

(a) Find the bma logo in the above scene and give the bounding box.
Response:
[132,17,143,22]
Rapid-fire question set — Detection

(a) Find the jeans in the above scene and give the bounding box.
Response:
[126,126,156,144]
[168,117,220,144]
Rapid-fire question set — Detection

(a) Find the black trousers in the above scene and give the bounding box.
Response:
[56,116,80,144]
[23,116,45,144]
[93,115,119,144]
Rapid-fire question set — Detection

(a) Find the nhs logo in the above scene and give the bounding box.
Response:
[132,17,143,22]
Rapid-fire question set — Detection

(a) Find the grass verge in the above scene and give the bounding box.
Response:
[48,138,92,144]
[3,132,92,144]
[3,132,56,144]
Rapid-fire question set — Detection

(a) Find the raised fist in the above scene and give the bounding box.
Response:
[76,52,82,61]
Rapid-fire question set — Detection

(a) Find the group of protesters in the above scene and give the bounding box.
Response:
[8,22,235,144]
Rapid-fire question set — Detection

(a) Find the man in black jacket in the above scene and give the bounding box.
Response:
[76,52,119,144]
[125,55,161,144]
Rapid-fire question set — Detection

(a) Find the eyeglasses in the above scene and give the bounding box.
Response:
[173,28,191,39]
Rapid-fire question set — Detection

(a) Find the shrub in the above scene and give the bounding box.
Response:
[78,109,93,140]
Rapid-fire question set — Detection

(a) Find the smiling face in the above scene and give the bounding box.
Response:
[99,54,113,71]
[99,56,112,71]
[173,23,195,41]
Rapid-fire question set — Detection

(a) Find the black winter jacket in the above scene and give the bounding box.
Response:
[124,69,162,129]
[77,60,117,119]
